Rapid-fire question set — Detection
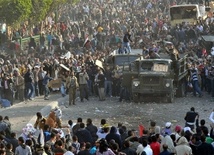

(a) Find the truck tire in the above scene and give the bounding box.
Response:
[176,81,185,97]
[167,91,174,103]
[133,93,139,103]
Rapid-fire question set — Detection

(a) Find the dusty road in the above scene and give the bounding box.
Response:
[59,92,213,133]
[0,91,212,136]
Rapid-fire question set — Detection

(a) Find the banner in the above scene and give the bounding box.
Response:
[48,79,62,88]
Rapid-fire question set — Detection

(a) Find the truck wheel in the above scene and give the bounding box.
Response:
[133,93,139,103]
[176,81,185,97]
[167,91,174,103]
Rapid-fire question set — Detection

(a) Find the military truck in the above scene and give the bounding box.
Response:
[123,55,188,103]
[105,49,143,69]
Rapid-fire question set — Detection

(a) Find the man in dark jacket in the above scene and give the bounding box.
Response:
[24,65,34,100]
[197,135,214,155]
[184,107,199,130]
[104,66,113,97]
[106,126,122,149]
[78,142,91,155]
[76,123,93,144]
[119,126,128,144]
[53,139,67,154]
[5,132,18,152]
[86,118,98,145]
[123,30,132,53]
[121,140,137,155]
[73,117,82,136]
[0,115,10,137]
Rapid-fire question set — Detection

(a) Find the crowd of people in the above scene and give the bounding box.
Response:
[1,0,214,154]
[0,0,214,104]
[0,0,212,105]
[0,107,214,155]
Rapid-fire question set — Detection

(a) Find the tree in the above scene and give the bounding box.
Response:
[0,0,80,28]
[0,0,32,27]
[45,0,80,23]
[30,0,53,25]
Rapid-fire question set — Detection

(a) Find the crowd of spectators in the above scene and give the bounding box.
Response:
[1,0,214,154]
[0,107,214,155]
[1,0,214,104]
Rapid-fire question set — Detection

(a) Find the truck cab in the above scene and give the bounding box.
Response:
[132,59,174,102]
[130,56,188,103]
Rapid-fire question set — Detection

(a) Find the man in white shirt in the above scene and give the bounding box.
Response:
[142,140,153,155]
[96,124,110,139]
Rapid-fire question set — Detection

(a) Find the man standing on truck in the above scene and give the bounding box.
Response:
[144,50,161,59]
[123,29,132,54]
[164,42,181,75]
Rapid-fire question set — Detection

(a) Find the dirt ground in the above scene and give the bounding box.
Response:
[59,92,214,134]
[2,90,213,137]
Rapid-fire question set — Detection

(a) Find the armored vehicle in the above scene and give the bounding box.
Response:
[127,56,188,103]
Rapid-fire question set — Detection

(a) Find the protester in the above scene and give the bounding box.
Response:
[34,112,46,130]
[15,137,32,155]
[184,107,199,130]
[2,0,214,154]
[78,67,89,102]
[96,69,106,101]
[24,65,34,101]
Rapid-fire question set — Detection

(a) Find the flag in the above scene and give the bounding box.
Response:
[138,124,144,137]
[83,37,90,47]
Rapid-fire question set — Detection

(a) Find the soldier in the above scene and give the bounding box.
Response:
[66,72,79,105]
[165,43,180,75]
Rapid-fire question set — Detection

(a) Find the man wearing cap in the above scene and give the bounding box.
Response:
[162,122,172,136]
[96,124,110,139]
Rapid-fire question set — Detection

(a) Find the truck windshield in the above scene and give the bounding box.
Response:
[141,62,169,72]
[141,62,153,71]
[123,61,138,71]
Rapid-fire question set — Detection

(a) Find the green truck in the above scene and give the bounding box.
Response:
[122,55,188,103]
